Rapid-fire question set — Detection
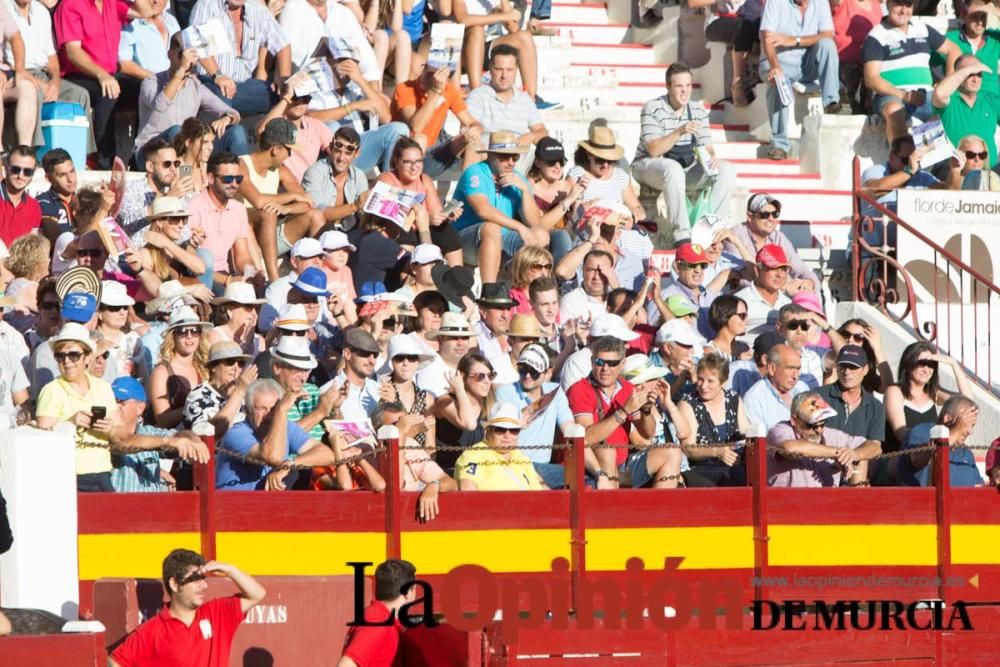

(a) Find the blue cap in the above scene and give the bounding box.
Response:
[291,267,329,297]
[354,281,388,304]
[112,376,147,402]
[62,292,97,323]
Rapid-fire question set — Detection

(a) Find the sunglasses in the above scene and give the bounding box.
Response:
[7,165,34,177]
[968,11,988,22]
[279,328,308,336]
[40,301,61,311]
[680,262,708,270]
[843,331,865,343]
[785,319,810,332]
[517,364,541,379]
[350,348,378,358]
[965,150,989,160]
[175,326,202,338]
[55,350,85,362]
[494,154,519,162]
[77,248,104,258]
[101,304,128,313]
[914,359,939,370]
[179,572,208,586]
[755,210,779,219]
[218,174,244,184]
[530,263,553,272]
[593,357,623,368]
[383,317,400,329]
[394,354,421,363]
[467,371,497,382]
[541,159,565,167]
[291,94,312,104]
[592,157,614,166]
[332,141,359,153]
[733,311,748,320]
[492,426,521,435]
[802,419,827,431]
[157,160,181,169]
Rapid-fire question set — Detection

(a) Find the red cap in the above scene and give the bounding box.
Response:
[756,244,790,269]
[675,243,708,264]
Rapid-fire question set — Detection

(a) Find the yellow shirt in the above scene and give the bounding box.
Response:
[36,374,116,475]
[455,441,543,491]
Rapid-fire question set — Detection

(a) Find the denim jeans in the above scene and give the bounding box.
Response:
[198,77,277,116]
[327,122,409,172]
[534,462,565,489]
[530,0,551,19]
[195,248,215,291]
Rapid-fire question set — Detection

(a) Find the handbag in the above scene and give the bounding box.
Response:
[666,104,698,170]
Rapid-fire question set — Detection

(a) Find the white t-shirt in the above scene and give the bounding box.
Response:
[280,0,381,81]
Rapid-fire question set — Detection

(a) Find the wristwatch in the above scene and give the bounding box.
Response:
[212,71,224,82]
[795,37,801,47]
[902,165,914,176]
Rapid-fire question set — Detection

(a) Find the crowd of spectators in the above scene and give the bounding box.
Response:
[0,0,996,513]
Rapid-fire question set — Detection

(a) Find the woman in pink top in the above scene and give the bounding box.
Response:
[378,136,464,267]
[509,245,554,314]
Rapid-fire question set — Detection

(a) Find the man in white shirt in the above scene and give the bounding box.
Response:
[735,244,793,347]
[278,0,381,84]
[472,282,518,385]
[559,249,614,323]
[417,312,473,398]
[320,327,380,424]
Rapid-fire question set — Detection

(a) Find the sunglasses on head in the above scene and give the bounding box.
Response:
[55,350,85,362]
[218,174,244,184]
[350,348,378,358]
[517,363,541,379]
[101,304,128,313]
[492,426,521,435]
[394,354,420,363]
[785,319,810,332]
[77,248,104,258]
[966,150,989,160]
[468,370,498,382]
[7,165,34,177]
[176,326,202,338]
[755,210,779,219]
[593,357,623,368]
[914,358,939,370]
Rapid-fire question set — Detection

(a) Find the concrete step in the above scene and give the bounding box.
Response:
[733,171,822,191]
[566,42,657,65]
[712,140,771,160]
[569,62,666,85]
[547,2,611,24]
[726,158,803,175]
[551,22,630,43]
[779,219,852,253]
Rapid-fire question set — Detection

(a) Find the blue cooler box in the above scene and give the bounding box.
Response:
[39,102,88,168]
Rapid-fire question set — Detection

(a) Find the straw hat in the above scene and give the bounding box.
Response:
[479,130,529,155]
[578,126,624,162]
[508,313,541,339]
[164,306,211,332]
[425,312,473,339]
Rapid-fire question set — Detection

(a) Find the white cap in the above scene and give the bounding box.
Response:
[518,343,550,374]
[319,230,357,253]
[99,280,135,307]
[655,319,704,347]
[290,237,325,258]
[275,303,311,331]
[485,402,521,429]
[271,335,317,370]
[622,353,669,385]
[590,313,640,342]
[412,243,444,265]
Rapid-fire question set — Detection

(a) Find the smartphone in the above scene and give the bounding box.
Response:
[441,200,461,217]
[179,164,193,180]
[91,405,107,421]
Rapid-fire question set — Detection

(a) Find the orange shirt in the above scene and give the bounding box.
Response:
[392,79,466,147]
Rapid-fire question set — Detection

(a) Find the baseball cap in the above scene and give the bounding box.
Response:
[535,136,566,163]
[319,230,357,253]
[262,118,298,150]
[622,353,669,385]
[412,244,444,265]
[590,313,640,342]
[62,292,98,323]
[836,344,870,368]
[112,376,147,403]
[675,243,708,265]
[796,394,839,425]
[665,295,697,318]
[291,237,324,259]
[655,319,703,347]
[747,193,782,214]
[756,244,790,269]
[518,343,550,374]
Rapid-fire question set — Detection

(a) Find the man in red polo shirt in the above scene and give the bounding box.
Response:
[567,336,658,489]
[0,146,41,247]
[338,559,418,667]
[54,0,155,167]
[110,548,266,667]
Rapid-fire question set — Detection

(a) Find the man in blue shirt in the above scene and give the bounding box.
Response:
[744,344,809,432]
[494,344,575,488]
[758,0,840,160]
[453,130,546,283]
[899,396,984,487]
[216,378,336,490]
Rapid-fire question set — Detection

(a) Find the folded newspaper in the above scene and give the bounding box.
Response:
[180,19,231,59]
[363,182,426,232]
[293,57,336,97]
[427,23,465,71]
[911,119,952,167]
[327,36,362,62]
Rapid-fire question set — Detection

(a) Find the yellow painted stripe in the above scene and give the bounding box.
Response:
[769,525,937,566]
[402,529,571,574]
[217,532,386,575]
[79,533,202,580]
[587,527,754,570]
[952,525,1000,565]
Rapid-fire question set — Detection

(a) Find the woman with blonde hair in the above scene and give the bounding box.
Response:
[2,233,51,333]
[148,306,211,428]
[509,245,554,315]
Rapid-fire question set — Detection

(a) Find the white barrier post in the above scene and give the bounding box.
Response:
[0,424,79,619]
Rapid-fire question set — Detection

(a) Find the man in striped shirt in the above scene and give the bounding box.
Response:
[631,62,736,246]
[190,0,291,115]
[861,0,960,142]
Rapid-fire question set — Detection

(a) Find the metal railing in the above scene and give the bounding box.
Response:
[851,157,1000,394]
